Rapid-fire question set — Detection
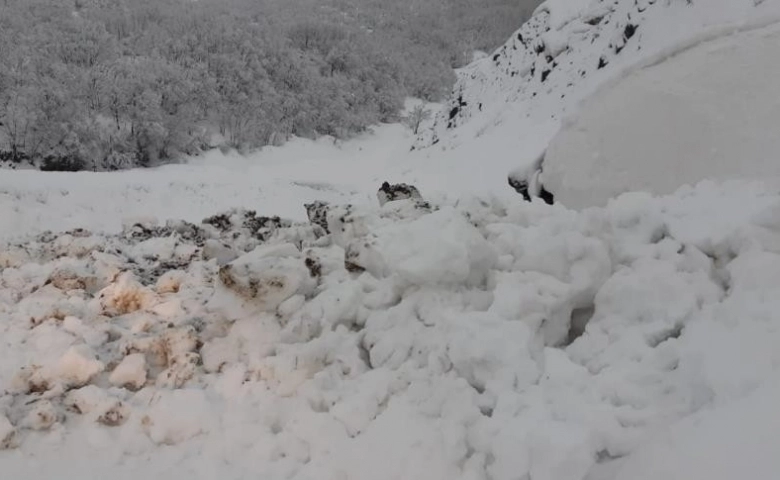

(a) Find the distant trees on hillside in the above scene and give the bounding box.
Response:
[0,0,541,170]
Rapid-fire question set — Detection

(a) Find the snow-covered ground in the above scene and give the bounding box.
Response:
[3,164,780,480]
[0,120,521,245]
[3,163,780,480]
[0,125,409,244]
[3,1,780,479]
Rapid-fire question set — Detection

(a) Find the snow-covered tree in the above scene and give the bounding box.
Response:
[0,0,542,170]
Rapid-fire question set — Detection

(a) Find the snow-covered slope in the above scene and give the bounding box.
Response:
[420,0,780,196]
[544,22,780,207]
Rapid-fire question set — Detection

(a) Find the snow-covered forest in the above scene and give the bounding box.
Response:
[0,0,538,171]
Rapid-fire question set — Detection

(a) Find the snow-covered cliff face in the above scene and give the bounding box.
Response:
[418,0,780,191]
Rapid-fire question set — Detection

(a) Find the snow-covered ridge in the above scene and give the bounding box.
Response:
[420,0,780,159]
[3,180,780,479]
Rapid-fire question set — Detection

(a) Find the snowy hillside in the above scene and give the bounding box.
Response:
[3,1,780,479]
[544,22,780,207]
[420,0,780,198]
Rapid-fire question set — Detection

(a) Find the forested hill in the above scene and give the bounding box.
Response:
[0,0,540,171]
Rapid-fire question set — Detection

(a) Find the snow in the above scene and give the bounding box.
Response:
[420,0,780,204]
[545,22,780,208]
[534,0,591,31]
[3,167,780,479]
[56,345,105,389]
[142,389,216,446]
[109,354,147,390]
[2,2,780,479]
[0,415,15,449]
[613,379,780,480]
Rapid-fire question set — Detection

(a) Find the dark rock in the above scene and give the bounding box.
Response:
[538,186,555,205]
[304,201,331,234]
[377,182,423,207]
[203,210,289,242]
[508,177,532,202]
[624,23,637,41]
[203,213,232,232]
[305,255,322,278]
[447,95,468,128]
[240,211,287,241]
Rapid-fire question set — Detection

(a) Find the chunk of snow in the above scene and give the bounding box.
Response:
[352,207,497,286]
[64,385,113,415]
[23,401,60,431]
[218,244,315,310]
[94,272,157,316]
[57,345,105,388]
[109,354,147,390]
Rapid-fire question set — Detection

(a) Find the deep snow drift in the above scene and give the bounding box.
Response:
[420,0,780,202]
[544,23,780,207]
[2,177,780,480]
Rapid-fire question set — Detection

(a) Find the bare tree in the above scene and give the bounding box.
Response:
[405,104,432,135]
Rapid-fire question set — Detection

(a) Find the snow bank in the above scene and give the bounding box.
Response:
[419,0,780,198]
[2,179,780,479]
[544,23,780,208]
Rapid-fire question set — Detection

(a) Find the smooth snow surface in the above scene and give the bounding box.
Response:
[421,0,780,202]
[545,23,780,207]
[614,378,780,480]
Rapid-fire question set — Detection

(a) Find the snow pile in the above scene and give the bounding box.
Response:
[419,0,780,200]
[2,179,780,479]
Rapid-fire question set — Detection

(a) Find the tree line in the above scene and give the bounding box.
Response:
[0,0,538,170]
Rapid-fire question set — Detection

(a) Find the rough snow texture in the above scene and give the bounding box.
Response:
[109,354,147,390]
[420,0,780,197]
[3,180,780,479]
